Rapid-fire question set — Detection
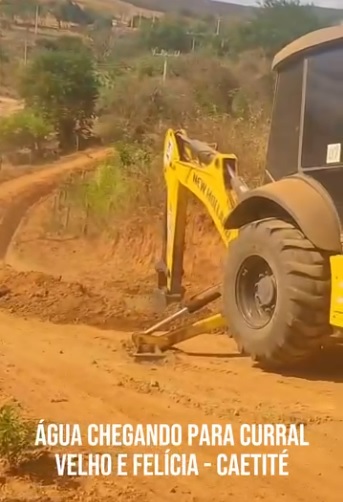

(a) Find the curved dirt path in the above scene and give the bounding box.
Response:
[0,95,23,117]
[0,150,342,501]
[0,148,111,260]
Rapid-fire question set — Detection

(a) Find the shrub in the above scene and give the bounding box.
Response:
[0,109,52,156]
[0,403,36,467]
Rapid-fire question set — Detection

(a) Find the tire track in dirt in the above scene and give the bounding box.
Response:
[0,312,343,502]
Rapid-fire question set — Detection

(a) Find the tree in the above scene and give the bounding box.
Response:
[20,49,99,151]
[35,35,91,55]
[47,0,96,27]
[234,0,326,57]
[140,17,191,53]
[0,0,37,21]
[0,109,52,157]
[92,14,113,30]
[0,43,8,63]
[90,22,115,63]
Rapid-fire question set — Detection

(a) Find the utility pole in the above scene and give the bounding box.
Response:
[216,17,221,36]
[24,36,28,65]
[152,48,180,83]
[187,31,196,52]
[186,32,206,53]
[34,4,39,36]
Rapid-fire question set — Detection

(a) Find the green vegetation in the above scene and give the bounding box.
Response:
[0,0,112,26]
[20,47,99,151]
[140,16,191,52]
[0,402,36,466]
[0,0,339,225]
[0,109,52,157]
[0,43,8,62]
[135,0,329,57]
[233,0,325,56]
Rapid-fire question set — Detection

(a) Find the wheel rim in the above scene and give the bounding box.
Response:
[235,255,277,329]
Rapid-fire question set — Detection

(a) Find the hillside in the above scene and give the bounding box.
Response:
[1,0,341,23]
[0,0,161,19]
[122,0,252,17]
[66,0,161,17]
[118,0,252,17]
[121,0,343,20]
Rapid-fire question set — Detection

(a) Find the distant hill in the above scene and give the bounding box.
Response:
[120,0,343,21]
[2,0,342,25]
[313,6,343,21]
[120,0,254,18]
[37,0,161,18]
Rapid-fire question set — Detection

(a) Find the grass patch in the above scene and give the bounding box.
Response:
[47,146,157,236]
[0,402,37,467]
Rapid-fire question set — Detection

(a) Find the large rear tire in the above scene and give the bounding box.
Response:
[222,218,332,368]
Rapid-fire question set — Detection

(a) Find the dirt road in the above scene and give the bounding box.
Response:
[0,96,23,117]
[1,313,343,502]
[0,151,342,501]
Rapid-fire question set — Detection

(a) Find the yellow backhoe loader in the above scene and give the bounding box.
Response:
[132,25,343,369]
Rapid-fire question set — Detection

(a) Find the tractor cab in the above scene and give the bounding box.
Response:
[266,26,343,222]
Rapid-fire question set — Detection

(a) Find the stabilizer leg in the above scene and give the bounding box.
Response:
[132,285,226,360]
[132,313,227,359]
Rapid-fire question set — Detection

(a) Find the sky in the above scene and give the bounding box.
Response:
[216,0,343,8]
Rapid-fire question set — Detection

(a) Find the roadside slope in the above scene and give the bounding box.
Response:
[0,148,111,259]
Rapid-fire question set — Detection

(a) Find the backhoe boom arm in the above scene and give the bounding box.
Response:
[156,128,246,305]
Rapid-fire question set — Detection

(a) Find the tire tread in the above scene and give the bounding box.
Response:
[224,218,332,369]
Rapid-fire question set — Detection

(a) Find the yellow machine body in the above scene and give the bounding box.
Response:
[162,128,238,296]
[329,256,343,328]
[132,23,343,366]
[132,128,343,362]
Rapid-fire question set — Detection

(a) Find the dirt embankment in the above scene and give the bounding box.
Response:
[1,165,226,331]
[0,147,154,329]
[0,150,342,502]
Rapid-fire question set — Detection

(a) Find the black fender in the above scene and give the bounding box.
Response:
[225,174,342,252]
